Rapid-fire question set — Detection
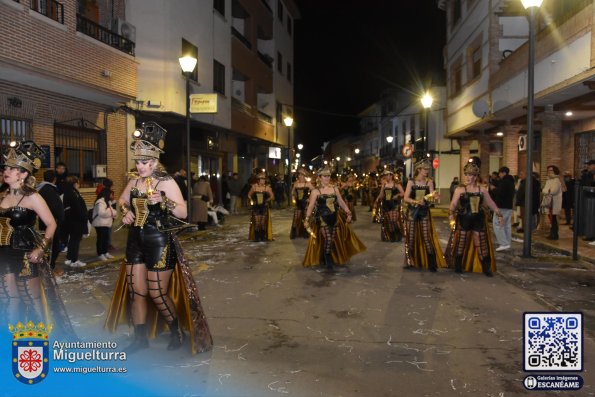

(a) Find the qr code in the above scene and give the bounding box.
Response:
[524,313,582,371]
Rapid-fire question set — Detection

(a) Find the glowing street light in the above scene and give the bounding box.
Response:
[179,55,197,219]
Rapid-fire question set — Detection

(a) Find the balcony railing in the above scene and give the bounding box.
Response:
[257,51,273,68]
[30,0,64,23]
[257,111,272,124]
[76,14,135,56]
[231,27,251,49]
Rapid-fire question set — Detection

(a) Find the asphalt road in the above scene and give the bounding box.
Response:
[54,208,594,397]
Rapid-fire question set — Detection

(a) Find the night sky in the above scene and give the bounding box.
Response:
[293,0,447,162]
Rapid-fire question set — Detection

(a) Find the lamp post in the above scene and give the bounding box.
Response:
[283,116,294,206]
[421,91,433,154]
[179,55,197,220]
[521,0,542,258]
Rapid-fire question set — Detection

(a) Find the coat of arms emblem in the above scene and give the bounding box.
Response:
[9,321,52,385]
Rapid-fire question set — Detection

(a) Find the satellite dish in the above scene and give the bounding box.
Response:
[472,99,490,118]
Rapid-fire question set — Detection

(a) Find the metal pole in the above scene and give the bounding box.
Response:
[572,182,580,260]
[287,126,291,206]
[185,75,192,221]
[522,6,537,258]
[424,108,428,154]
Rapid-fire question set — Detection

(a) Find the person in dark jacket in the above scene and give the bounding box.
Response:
[516,172,541,232]
[62,175,88,268]
[55,161,68,195]
[490,166,515,251]
[173,169,188,201]
[36,170,65,271]
[562,171,575,225]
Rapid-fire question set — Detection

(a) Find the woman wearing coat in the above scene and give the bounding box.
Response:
[191,175,213,230]
[542,165,564,240]
[91,186,117,260]
[62,175,88,268]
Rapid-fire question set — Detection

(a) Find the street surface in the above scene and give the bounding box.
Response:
[54,208,594,397]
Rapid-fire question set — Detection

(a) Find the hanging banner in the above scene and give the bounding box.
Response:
[190,94,218,113]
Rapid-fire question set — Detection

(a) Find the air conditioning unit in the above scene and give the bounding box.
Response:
[112,18,136,42]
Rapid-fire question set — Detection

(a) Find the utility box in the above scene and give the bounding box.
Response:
[93,164,107,178]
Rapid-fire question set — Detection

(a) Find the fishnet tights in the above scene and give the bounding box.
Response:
[455,230,489,258]
[406,217,434,255]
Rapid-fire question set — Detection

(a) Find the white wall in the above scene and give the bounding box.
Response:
[128,0,232,129]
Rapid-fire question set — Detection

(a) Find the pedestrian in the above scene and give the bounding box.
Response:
[248,173,274,241]
[55,161,68,195]
[490,166,515,251]
[340,173,358,222]
[91,184,117,260]
[36,169,64,272]
[290,169,314,239]
[449,177,459,201]
[273,174,286,209]
[375,167,404,242]
[227,172,243,215]
[446,157,502,277]
[191,175,213,230]
[105,122,212,354]
[173,168,188,202]
[562,171,575,225]
[302,166,366,272]
[62,175,88,268]
[580,159,595,187]
[542,165,563,240]
[0,141,75,336]
[402,157,446,272]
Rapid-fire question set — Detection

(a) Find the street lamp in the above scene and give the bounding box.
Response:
[283,116,294,206]
[297,143,303,151]
[386,136,393,144]
[421,91,433,154]
[179,55,197,220]
[521,0,543,258]
[354,148,360,154]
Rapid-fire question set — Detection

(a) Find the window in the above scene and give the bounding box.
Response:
[287,16,292,35]
[213,0,225,16]
[213,60,225,95]
[450,56,463,96]
[181,38,198,82]
[277,0,283,22]
[1,117,32,152]
[469,45,481,80]
[54,120,107,186]
[451,0,462,28]
[277,51,283,74]
[287,62,291,82]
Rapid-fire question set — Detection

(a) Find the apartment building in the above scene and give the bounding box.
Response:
[442,0,595,180]
[0,0,135,201]
[125,0,298,192]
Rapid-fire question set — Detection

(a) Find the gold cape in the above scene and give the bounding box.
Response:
[248,207,273,241]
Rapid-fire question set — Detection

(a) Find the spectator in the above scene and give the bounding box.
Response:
[227,172,243,215]
[191,175,213,230]
[449,177,459,201]
[562,171,575,225]
[91,183,117,260]
[221,174,230,211]
[173,169,188,201]
[490,166,515,251]
[55,161,68,195]
[580,160,595,187]
[515,171,541,233]
[36,170,65,272]
[273,174,286,208]
[542,165,563,240]
[62,175,88,267]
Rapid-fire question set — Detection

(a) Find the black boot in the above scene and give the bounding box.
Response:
[428,253,437,272]
[167,318,185,351]
[124,324,149,353]
[481,256,493,277]
[454,255,463,273]
[323,253,335,273]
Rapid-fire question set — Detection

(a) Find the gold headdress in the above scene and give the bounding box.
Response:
[130,122,166,160]
[383,165,395,175]
[1,140,45,173]
[463,156,481,175]
[317,166,332,176]
[414,157,431,170]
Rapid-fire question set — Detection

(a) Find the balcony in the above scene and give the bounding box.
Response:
[232,26,251,49]
[76,14,135,56]
[30,0,64,23]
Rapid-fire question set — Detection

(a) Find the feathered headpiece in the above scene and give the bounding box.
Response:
[463,156,481,175]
